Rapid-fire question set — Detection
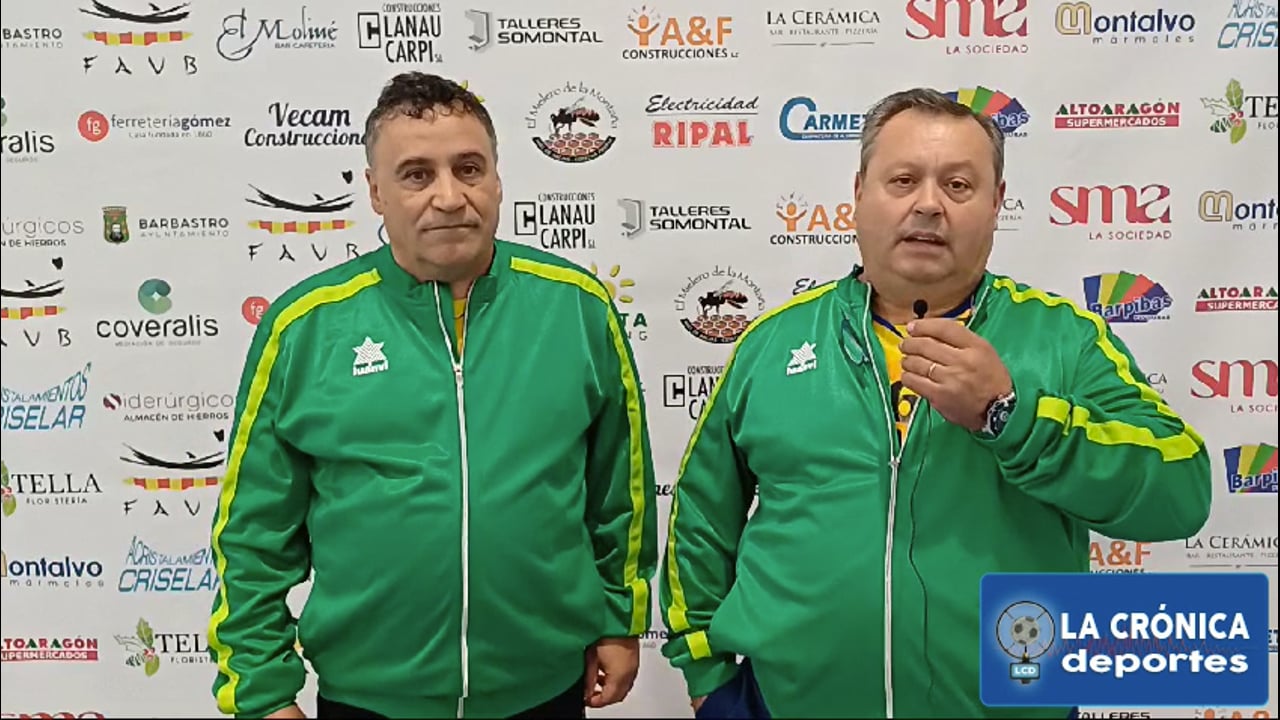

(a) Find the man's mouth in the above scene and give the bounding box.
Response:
[901,231,945,245]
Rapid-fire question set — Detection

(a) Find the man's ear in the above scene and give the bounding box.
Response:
[366,167,384,216]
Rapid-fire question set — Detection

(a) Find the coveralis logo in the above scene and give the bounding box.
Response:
[1049,184,1172,240]
[2,549,106,589]
[1090,539,1151,573]
[1081,271,1173,323]
[1194,284,1279,312]
[1054,100,1180,130]
[1183,532,1277,569]
[945,86,1029,137]
[513,192,597,251]
[0,361,92,432]
[0,636,100,662]
[1,215,84,249]
[1054,3,1197,46]
[617,198,752,238]
[244,101,365,149]
[765,8,882,46]
[120,429,225,521]
[118,534,218,592]
[778,96,864,141]
[624,6,737,60]
[79,109,232,142]
[466,9,602,52]
[590,263,649,342]
[1223,443,1277,494]
[80,0,197,77]
[359,4,444,63]
[0,461,103,516]
[663,363,723,420]
[674,266,766,344]
[1202,79,1278,145]
[1198,189,1278,231]
[2,22,65,50]
[527,82,619,163]
[772,193,856,246]
[246,170,361,265]
[216,6,339,62]
[1216,0,1279,49]
[94,278,220,348]
[104,391,233,423]
[242,296,269,324]
[998,195,1024,231]
[904,0,1029,55]
[1,256,66,322]
[1,98,57,163]
[646,93,758,149]
[1190,359,1278,414]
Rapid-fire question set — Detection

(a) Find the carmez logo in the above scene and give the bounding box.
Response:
[623,7,737,61]
[778,96,864,141]
[1,361,92,432]
[1223,443,1277,494]
[765,8,882,47]
[904,0,1029,55]
[79,0,197,77]
[645,93,758,149]
[1054,99,1181,130]
[1082,272,1173,323]
[526,82,619,163]
[771,193,856,247]
[94,279,219,348]
[245,170,360,265]
[1190,359,1278,414]
[945,86,1029,137]
[1054,3,1197,45]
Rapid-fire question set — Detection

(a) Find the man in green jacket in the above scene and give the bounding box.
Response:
[206,72,658,719]
[659,88,1212,719]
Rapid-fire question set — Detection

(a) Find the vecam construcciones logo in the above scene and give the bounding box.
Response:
[243,101,364,149]
[526,82,619,163]
[1054,100,1180,129]
[1223,443,1277,494]
[1082,272,1173,324]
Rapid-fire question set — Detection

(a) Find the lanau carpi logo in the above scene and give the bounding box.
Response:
[512,191,597,252]
[79,0,197,77]
[674,266,766,344]
[771,193,856,247]
[623,6,737,61]
[360,4,444,63]
[526,82,619,163]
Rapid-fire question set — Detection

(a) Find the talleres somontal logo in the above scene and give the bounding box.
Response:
[980,573,1270,708]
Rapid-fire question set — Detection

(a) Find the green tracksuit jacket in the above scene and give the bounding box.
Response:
[206,241,658,718]
[660,267,1212,718]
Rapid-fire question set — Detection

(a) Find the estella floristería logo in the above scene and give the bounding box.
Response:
[591,263,648,342]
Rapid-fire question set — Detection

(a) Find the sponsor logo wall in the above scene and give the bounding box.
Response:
[1,0,1275,717]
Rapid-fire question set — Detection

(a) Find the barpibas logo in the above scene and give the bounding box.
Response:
[1223,443,1277,494]
[1082,271,1173,323]
[945,86,1030,137]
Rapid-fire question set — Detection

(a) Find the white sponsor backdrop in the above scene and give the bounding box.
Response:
[1,1,1276,718]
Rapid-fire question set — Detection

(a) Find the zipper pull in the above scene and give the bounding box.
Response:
[453,364,463,385]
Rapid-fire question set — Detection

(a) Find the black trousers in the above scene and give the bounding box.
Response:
[316,677,584,719]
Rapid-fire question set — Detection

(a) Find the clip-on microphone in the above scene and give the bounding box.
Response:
[912,299,929,320]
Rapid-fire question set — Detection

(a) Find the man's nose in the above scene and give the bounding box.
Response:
[912,182,943,217]
[431,176,466,212]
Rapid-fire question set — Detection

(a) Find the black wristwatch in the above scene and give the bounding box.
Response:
[980,391,1017,438]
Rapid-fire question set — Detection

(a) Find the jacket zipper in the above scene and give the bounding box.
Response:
[855,280,991,720]
[433,284,475,720]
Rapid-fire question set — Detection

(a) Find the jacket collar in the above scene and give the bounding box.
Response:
[372,238,509,306]
[836,264,999,331]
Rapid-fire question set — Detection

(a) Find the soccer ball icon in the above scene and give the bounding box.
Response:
[1010,616,1041,646]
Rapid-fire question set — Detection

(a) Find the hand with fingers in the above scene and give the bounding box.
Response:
[899,317,1013,432]
[583,637,640,709]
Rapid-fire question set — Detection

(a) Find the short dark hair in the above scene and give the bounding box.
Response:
[859,88,1005,182]
[363,72,497,165]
